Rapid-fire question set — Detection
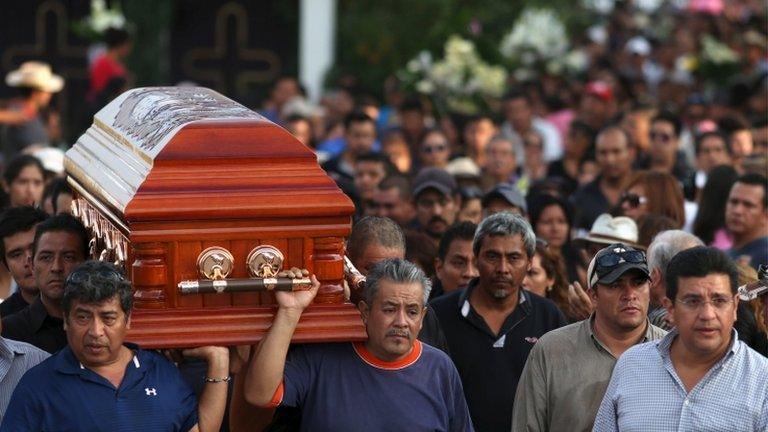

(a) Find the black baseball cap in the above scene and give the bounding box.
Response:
[412,167,458,199]
[587,243,650,289]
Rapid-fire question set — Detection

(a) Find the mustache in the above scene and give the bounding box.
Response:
[428,216,448,225]
[386,329,410,338]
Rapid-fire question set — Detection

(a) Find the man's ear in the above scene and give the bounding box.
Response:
[662,296,674,313]
[358,300,370,324]
[588,286,598,302]
[650,267,661,288]
[434,257,443,274]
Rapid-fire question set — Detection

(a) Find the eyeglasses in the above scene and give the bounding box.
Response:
[676,296,734,311]
[66,267,125,286]
[594,249,646,279]
[421,143,448,154]
[650,131,673,143]
[620,192,648,208]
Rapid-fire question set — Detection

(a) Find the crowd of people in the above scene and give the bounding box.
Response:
[0,1,767,431]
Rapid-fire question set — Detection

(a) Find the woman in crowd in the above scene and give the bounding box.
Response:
[417,129,451,171]
[619,170,685,229]
[523,240,582,321]
[456,185,483,224]
[1,154,45,209]
[692,164,739,248]
[528,193,580,283]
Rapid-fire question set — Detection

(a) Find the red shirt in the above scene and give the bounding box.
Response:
[89,54,126,97]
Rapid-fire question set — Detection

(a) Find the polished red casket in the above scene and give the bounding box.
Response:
[64,86,365,348]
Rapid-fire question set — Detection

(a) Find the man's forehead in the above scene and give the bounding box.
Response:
[363,244,404,260]
[677,273,732,295]
[72,296,124,313]
[479,234,525,252]
[4,228,35,248]
[38,231,80,246]
[447,239,473,256]
[376,281,424,303]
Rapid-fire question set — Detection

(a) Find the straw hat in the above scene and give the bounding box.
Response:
[575,213,640,247]
[5,61,64,93]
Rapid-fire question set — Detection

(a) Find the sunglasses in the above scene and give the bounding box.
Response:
[66,267,126,286]
[650,131,673,143]
[422,143,448,154]
[594,249,646,279]
[620,192,648,208]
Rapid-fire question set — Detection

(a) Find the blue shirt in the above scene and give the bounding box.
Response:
[0,338,49,422]
[593,329,768,432]
[269,340,473,432]
[1,344,198,432]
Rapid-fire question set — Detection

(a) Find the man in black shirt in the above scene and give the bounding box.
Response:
[1,214,88,353]
[431,212,567,432]
[0,207,49,318]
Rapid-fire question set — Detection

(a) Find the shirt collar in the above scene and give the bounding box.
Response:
[54,342,142,375]
[0,337,15,360]
[458,278,528,317]
[586,314,657,357]
[657,327,741,359]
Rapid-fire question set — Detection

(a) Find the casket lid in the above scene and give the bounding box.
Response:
[65,87,353,222]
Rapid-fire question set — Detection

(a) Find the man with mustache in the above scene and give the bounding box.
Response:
[411,168,460,246]
[1,214,87,353]
[725,173,768,271]
[512,243,666,431]
[431,221,478,300]
[430,212,567,432]
[0,207,48,317]
[594,247,768,431]
[1,261,230,431]
[244,259,473,431]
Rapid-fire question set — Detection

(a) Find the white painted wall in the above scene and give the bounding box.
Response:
[299,0,336,103]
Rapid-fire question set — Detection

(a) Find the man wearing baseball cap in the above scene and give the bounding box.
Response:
[3,61,64,160]
[513,243,665,432]
[481,183,527,218]
[411,168,460,245]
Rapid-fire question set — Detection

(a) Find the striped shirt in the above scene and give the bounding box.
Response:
[593,329,768,432]
[0,337,49,421]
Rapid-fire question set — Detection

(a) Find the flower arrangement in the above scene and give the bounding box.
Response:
[398,35,507,115]
[499,8,584,80]
[72,0,128,42]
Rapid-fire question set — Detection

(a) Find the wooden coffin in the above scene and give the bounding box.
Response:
[64,87,365,348]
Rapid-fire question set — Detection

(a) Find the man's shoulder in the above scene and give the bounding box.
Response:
[616,339,662,369]
[647,323,668,340]
[573,179,602,197]
[3,337,50,360]
[1,305,34,338]
[12,350,60,386]
[429,289,463,315]
[536,320,584,346]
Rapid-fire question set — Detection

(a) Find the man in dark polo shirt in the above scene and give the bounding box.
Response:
[0,207,48,317]
[431,212,567,432]
[1,214,87,353]
[571,126,634,231]
[1,260,230,431]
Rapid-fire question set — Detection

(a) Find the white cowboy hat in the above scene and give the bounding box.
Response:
[576,213,640,247]
[5,61,64,93]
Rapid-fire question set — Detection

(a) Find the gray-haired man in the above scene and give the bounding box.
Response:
[431,212,567,432]
[244,259,473,432]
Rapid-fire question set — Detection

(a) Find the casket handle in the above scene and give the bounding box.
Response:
[178,277,312,294]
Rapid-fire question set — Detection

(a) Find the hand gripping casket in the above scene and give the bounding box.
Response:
[64,87,365,348]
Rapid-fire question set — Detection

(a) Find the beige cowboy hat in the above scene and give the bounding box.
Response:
[5,61,64,93]
[575,213,641,248]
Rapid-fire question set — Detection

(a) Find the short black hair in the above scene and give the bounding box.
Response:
[347,216,405,263]
[503,88,531,103]
[437,222,477,261]
[651,111,682,137]
[718,114,751,134]
[734,173,768,209]
[378,174,412,200]
[62,260,132,319]
[32,214,89,258]
[103,27,131,49]
[48,178,73,214]
[527,194,574,235]
[355,152,395,174]
[343,111,375,130]
[665,246,738,300]
[694,131,731,155]
[0,206,48,265]
[3,154,45,185]
[398,96,424,114]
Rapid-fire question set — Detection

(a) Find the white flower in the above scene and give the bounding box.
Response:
[416,80,435,94]
[500,8,568,62]
[701,35,739,64]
